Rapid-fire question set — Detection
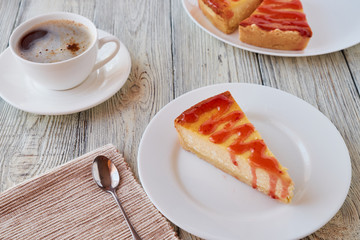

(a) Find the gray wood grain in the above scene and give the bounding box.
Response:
[0,0,359,239]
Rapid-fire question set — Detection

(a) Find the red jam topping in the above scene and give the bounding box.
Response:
[177,92,291,199]
[177,93,234,124]
[239,0,312,37]
[202,0,234,19]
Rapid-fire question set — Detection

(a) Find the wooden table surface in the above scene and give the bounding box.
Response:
[1,1,359,239]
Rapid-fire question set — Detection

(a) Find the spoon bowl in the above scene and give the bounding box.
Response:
[92,155,141,240]
[92,155,120,190]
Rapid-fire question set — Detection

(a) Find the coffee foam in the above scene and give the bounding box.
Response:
[17,19,93,63]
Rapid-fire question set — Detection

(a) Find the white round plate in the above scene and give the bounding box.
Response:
[182,0,360,56]
[0,29,131,115]
[138,83,351,240]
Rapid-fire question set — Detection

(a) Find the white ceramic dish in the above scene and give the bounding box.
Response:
[0,29,131,115]
[182,0,360,56]
[138,83,351,240]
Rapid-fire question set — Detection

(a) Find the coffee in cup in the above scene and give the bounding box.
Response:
[9,12,121,90]
[17,19,93,63]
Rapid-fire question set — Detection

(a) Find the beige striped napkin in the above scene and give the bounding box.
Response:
[0,144,179,239]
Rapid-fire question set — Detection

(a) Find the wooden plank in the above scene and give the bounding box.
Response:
[171,0,262,98]
[0,0,23,192]
[0,0,21,52]
[344,43,360,93]
[76,0,174,179]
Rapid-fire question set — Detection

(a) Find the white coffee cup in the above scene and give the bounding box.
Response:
[9,12,120,90]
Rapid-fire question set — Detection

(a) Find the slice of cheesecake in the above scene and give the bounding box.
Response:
[239,0,312,50]
[174,91,294,203]
[198,0,263,34]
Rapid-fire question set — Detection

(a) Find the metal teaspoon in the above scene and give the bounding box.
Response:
[92,155,142,240]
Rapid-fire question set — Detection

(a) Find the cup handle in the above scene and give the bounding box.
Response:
[92,36,121,72]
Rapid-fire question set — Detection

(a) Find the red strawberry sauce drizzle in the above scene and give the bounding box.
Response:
[177,92,290,199]
[239,0,312,37]
[202,0,234,19]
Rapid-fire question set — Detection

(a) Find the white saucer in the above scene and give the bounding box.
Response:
[0,29,131,115]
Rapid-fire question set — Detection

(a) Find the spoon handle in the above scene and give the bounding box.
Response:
[110,190,142,240]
